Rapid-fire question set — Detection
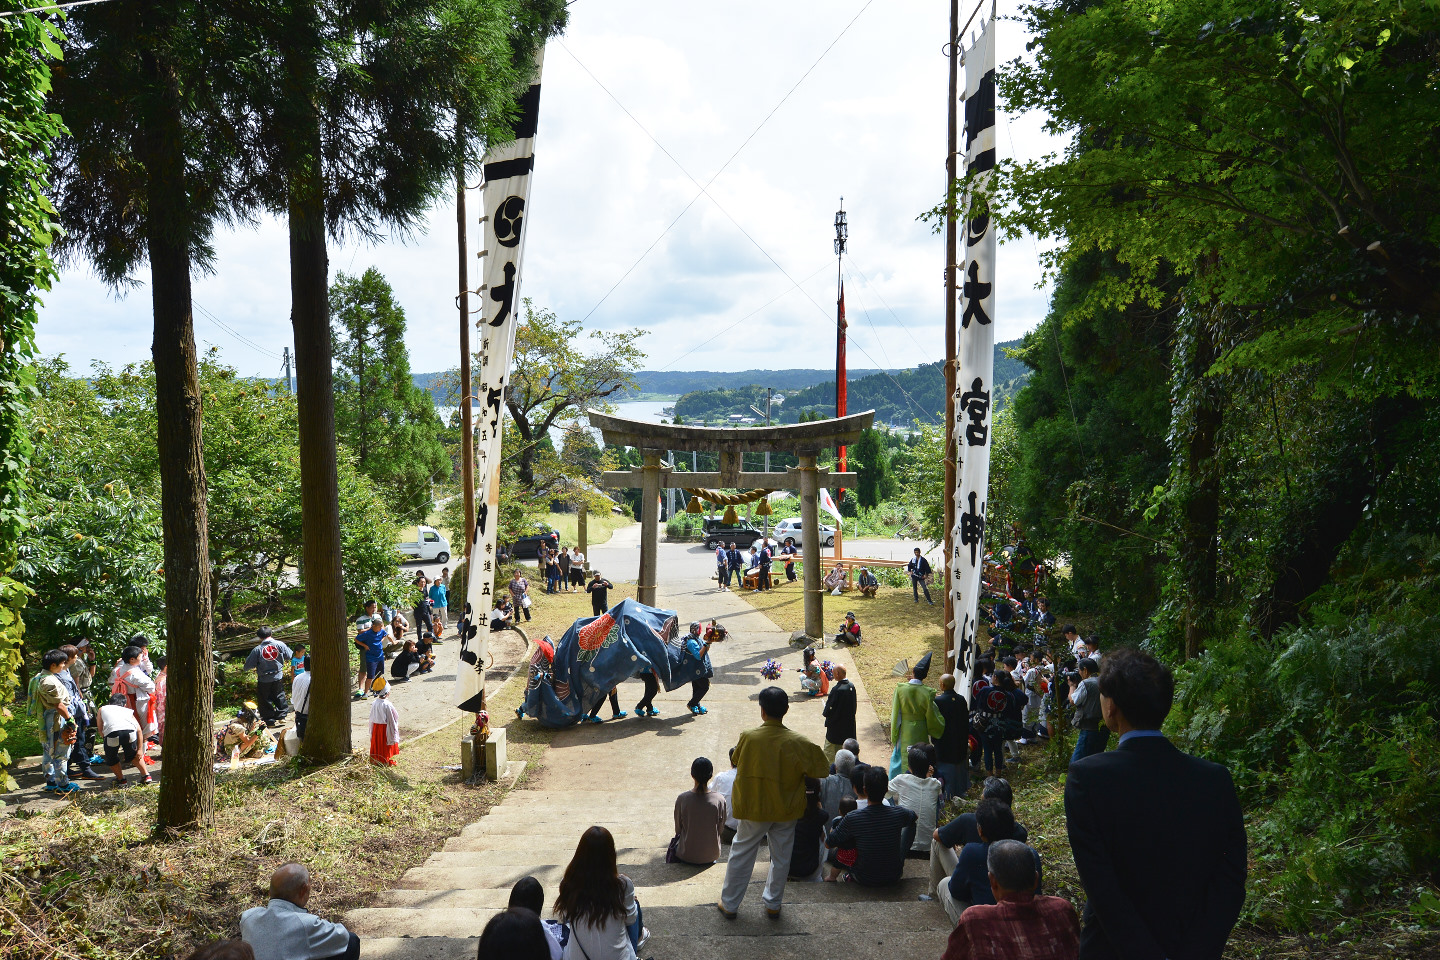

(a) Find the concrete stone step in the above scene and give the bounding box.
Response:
[369,876,934,912]
[396,857,934,893]
[441,834,671,854]
[360,928,952,960]
[347,899,949,940]
[455,818,673,838]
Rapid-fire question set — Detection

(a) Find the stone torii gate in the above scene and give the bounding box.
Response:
[590,408,875,640]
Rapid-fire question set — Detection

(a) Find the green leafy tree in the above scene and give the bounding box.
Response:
[331,268,450,523]
[852,428,898,509]
[508,301,646,488]
[561,421,602,482]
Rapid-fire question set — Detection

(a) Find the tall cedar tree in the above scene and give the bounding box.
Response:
[223,0,565,761]
[47,0,264,828]
[331,268,450,523]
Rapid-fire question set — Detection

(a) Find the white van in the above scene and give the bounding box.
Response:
[397,525,452,562]
[773,517,836,548]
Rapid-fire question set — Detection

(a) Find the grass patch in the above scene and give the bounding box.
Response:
[1,706,42,760]
[737,580,946,726]
[540,510,634,549]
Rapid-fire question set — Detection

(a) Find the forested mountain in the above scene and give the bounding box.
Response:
[667,339,1027,425]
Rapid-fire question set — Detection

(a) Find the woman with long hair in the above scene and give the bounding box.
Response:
[554,826,647,960]
[476,907,551,960]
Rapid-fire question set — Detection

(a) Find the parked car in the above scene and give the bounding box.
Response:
[772,517,836,548]
[503,526,560,560]
[398,525,452,563]
[702,519,771,551]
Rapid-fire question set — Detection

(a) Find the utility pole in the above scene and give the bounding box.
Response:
[943,0,961,672]
[457,150,476,563]
[282,347,293,393]
[834,200,848,561]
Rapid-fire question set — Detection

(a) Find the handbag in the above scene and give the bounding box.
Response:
[665,836,681,863]
[522,595,532,609]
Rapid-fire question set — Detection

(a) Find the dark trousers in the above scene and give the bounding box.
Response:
[516,599,532,621]
[257,679,290,723]
[591,598,606,616]
[687,678,710,709]
[318,932,361,960]
[785,562,797,582]
[636,673,660,712]
[759,567,771,590]
[912,575,932,603]
[589,689,622,718]
[69,712,94,770]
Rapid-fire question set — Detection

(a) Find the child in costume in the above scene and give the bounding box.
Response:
[369,676,400,766]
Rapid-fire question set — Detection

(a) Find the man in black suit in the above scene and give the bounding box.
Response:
[821,665,857,762]
[1065,648,1247,960]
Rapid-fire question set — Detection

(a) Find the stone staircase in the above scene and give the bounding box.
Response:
[346,576,954,959]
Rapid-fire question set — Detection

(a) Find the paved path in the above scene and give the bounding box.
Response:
[346,568,952,959]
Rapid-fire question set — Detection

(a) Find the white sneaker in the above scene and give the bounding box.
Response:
[637,927,651,949]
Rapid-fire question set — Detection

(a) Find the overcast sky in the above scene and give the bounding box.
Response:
[36,0,1058,380]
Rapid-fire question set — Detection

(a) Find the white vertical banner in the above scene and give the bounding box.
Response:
[454,52,545,713]
[949,10,996,701]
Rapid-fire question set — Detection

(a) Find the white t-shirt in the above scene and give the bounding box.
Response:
[291,671,313,714]
[887,773,944,852]
[99,703,141,736]
[712,767,739,831]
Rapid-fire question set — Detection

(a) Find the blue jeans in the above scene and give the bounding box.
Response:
[912,576,931,603]
[42,709,70,787]
[935,761,967,800]
[1071,728,1110,764]
[626,900,644,948]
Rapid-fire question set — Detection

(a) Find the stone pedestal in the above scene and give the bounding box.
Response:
[460,726,509,780]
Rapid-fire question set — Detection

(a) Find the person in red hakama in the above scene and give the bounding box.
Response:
[369,677,400,766]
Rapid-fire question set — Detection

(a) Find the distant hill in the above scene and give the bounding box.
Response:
[411,343,1028,422]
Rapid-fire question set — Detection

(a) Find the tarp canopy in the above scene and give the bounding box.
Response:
[521,598,713,728]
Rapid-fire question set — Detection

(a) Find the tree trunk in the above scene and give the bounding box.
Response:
[1175,318,1222,660]
[287,52,352,763]
[141,35,215,832]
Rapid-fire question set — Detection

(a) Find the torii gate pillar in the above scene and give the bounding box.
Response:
[638,452,663,606]
[797,454,826,640]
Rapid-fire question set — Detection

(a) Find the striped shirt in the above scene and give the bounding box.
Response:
[826,802,917,886]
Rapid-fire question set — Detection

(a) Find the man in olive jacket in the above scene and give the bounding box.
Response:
[717,686,830,920]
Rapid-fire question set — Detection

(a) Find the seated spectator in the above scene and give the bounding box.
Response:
[492,598,514,630]
[788,778,828,881]
[937,799,1044,926]
[223,704,276,759]
[887,745,944,856]
[389,638,432,682]
[941,840,1079,960]
[843,737,861,760]
[507,877,568,960]
[711,747,740,844]
[823,563,851,594]
[824,766,916,886]
[672,757,727,866]
[820,748,858,820]
[929,777,1027,906]
[554,826,647,959]
[477,907,552,960]
[241,863,359,960]
[857,566,879,598]
[833,612,862,647]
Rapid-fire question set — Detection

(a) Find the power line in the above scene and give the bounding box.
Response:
[562,0,878,325]
[192,300,285,362]
[842,255,931,356]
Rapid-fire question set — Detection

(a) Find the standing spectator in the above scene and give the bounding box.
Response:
[682,621,714,716]
[586,570,613,617]
[716,686,829,920]
[291,643,308,676]
[1084,634,1104,663]
[423,569,446,630]
[554,826,647,960]
[353,616,387,700]
[1066,648,1247,960]
[907,547,933,605]
[821,664,857,762]
[413,591,436,641]
[152,655,168,744]
[510,569,533,622]
[291,655,313,739]
[57,645,98,781]
[570,547,586,588]
[890,652,944,777]
[887,745,944,855]
[725,542,742,591]
[35,649,80,794]
[1068,657,1107,763]
[940,839,1079,960]
[932,674,970,800]
[241,863,359,960]
[545,549,563,594]
[97,692,152,785]
[67,640,97,772]
[557,547,572,592]
[823,766,916,885]
[1022,655,1050,734]
[245,627,293,724]
[671,757,728,866]
[1032,596,1055,631]
[714,543,729,591]
[755,541,772,592]
[1063,623,1085,658]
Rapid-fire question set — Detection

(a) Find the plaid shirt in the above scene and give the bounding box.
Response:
[942,893,1080,960]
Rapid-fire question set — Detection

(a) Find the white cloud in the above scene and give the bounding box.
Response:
[36,0,1061,379]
